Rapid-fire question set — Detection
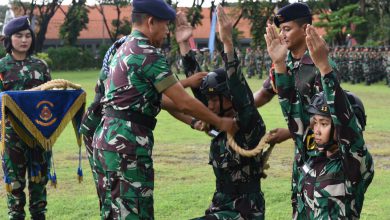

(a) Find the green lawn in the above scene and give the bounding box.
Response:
[1,70,389,219]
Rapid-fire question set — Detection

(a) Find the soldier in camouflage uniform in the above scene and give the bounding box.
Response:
[194,6,266,219]
[267,3,339,218]
[91,1,236,219]
[79,36,128,210]
[275,25,374,218]
[0,16,51,220]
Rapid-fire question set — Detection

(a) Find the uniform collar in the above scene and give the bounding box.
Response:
[5,53,32,63]
[131,30,151,44]
[286,50,314,70]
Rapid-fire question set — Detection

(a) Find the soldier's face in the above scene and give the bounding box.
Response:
[279,21,306,51]
[207,95,232,115]
[312,115,334,150]
[149,17,169,47]
[11,29,32,54]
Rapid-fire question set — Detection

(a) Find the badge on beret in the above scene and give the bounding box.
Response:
[276,15,285,23]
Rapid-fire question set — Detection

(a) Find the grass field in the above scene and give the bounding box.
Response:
[1,69,390,219]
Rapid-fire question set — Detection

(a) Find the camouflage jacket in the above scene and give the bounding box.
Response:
[0,53,50,91]
[210,52,266,187]
[0,53,51,133]
[79,36,127,138]
[273,50,337,215]
[94,30,178,154]
[181,50,208,105]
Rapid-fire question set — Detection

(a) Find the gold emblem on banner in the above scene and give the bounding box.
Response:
[35,101,57,126]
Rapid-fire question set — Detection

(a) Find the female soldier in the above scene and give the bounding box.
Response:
[1,16,51,220]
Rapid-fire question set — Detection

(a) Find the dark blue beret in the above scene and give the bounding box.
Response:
[274,3,312,27]
[132,0,176,21]
[4,16,32,36]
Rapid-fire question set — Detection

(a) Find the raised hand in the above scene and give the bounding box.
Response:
[181,72,208,88]
[264,24,288,65]
[175,11,193,43]
[305,24,332,75]
[216,5,233,53]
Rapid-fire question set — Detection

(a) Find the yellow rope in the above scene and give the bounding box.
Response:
[227,132,272,157]
[28,79,82,91]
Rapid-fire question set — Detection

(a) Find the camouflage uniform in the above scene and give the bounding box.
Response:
[92,30,178,219]
[79,36,127,210]
[272,50,337,219]
[195,52,266,220]
[276,69,374,219]
[0,53,51,220]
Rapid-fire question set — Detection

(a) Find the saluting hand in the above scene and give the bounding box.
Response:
[306,24,332,75]
[175,11,193,43]
[216,5,233,52]
[264,24,288,66]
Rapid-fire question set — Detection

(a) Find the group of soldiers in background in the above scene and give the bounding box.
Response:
[165,45,390,87]
[330,45,390,86]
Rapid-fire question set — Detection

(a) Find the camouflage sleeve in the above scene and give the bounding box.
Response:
[224,52,265,146]
[182,50,202,76]
[181,51,208,105]
[40,59,52,82]
[321,72,364,152]
[322,72,374,192]
[274,72,308,154]
[145,54,178,93]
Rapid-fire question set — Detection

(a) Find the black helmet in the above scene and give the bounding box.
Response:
[200,68,230,98]
[308,91,366,130]
[307,92,330,117]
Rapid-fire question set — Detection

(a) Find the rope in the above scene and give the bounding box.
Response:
[28,79,82,91]
[227,132,272,157]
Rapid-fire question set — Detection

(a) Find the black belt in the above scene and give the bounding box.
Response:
[105,107,157,130]
[216,181,260,194]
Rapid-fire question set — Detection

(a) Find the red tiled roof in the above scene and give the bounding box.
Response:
[45,5,325,40]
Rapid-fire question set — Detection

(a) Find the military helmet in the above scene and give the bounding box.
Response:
[308,91,367,130]
[200,68,230,98]
[307,92,330,117]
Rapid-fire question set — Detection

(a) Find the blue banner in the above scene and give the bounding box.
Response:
[0,90,86,151]
[208,8,217,60]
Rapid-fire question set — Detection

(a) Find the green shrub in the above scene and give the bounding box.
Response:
[35,52,53,68]
[46,46,99,70]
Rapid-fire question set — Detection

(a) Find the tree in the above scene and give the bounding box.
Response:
[93,0,131,43]
[237,0,286,48]
[59,0,89,46]
[315,3,365,45]
[13,0,63,52]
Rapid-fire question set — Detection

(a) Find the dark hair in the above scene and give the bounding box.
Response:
[3,28,35,56]
[131,12,151,25]
[294,16,312,27]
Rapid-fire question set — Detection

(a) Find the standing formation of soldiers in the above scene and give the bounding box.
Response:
[331,46,390,86]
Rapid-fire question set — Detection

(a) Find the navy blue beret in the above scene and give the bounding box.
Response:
[4,16,32,36]
[132,0,176,21]
[274,3,312,27]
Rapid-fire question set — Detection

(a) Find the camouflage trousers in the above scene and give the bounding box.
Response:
[94,148,154,220]
[193,191,265,220]
[83,135,103,210]
[1,133,50,220]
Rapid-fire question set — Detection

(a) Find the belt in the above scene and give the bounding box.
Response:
[216,181,260,194]
[105,107,157,130]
